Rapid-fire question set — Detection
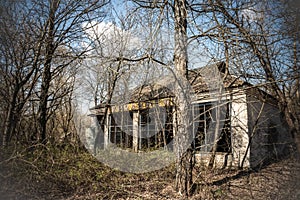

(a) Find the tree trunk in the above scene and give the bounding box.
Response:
[2,88,18,146]
[38,0,59,143]
[173,0,193,196]
[282,104,300,151]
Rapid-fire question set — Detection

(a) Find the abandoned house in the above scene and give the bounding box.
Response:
[88,62,293,169]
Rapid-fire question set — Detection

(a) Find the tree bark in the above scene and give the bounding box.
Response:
[2,87,18,146]
[38,0,59,143]
[173,0,193,196]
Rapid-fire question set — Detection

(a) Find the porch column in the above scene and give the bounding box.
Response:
[172,106,177,152]
[103,112,109,148]
[132,111,139,152]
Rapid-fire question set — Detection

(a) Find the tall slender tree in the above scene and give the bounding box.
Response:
[0,0,108,146]
[0,1,41,146]
[173,0,193,196]
[34,0,108,143]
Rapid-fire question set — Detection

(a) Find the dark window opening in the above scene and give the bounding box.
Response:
[109,111,133,148]
[139,106,173,150]
[192,103,231,153]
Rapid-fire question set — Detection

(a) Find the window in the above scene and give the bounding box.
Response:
[107,101,231,153]
[139,106,173,150]
[109,111,133,148]
[192,103,231,153]
[108,106,173,151]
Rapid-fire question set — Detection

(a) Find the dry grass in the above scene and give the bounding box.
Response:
[0,145,299,199]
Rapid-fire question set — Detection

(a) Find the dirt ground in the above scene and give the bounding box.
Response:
[0,149,299,200]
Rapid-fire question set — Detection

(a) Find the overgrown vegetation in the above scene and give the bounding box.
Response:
[0,143,174,199]
[1,143,299,199]
[0,0,299,198]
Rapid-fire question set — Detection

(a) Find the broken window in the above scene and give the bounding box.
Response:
[139,106,173,150]
[109,111,133,148]
[108,105,173,151]
[192,103,231,153]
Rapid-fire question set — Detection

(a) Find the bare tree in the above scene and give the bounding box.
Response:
[172,0,194,196]
[112,0,300,195]
[0,0,108,146]
[0,1,41,146]
[119,0,194,195]
[32,0,108,143]
[206,0,300,148]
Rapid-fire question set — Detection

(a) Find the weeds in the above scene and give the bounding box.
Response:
[0,144,299,199]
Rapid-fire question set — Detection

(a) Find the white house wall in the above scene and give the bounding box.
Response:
[230,92,250,168]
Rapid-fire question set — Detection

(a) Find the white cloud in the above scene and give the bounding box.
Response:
[241,8,263,22]
[83,21,142,56]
